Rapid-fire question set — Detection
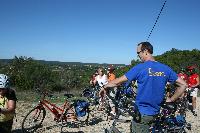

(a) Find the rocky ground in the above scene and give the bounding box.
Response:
[12,98,200,133]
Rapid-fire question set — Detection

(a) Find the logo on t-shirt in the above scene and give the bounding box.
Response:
[148,68,166,77]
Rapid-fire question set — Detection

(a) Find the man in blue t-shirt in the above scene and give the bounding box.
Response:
[99,42,187,133]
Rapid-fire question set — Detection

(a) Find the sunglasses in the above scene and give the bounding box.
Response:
[137,48,147,55]
[137,50,143,55]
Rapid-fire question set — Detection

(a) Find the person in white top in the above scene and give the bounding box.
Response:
[93,68,116,119]
[95,71,108,87]
[92,68,108,111]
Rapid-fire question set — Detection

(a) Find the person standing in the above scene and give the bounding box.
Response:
[107,66,117,119]
[93,68,108,110]
[187,65,199,116]
[0,74,17,133]
[99,42,187,133]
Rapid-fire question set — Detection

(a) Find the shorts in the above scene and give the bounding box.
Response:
[189,88,198,97]
[0,119,13,133]
[131,115,156,133]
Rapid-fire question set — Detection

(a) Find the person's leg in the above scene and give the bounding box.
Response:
[108,87,117,119]
[192,97,197,109]
[108,98,116,119]
[191,88,198,116]
[187,88,193,104]
[131,115,155,133]
[98,96,105,111]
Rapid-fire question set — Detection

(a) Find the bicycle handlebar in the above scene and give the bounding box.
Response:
[35,88,53,98]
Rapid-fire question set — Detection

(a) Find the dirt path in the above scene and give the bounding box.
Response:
[12,98,200,133]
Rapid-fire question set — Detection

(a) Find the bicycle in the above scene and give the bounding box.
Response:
[149,102,191,133]
[21,89,90,133]
[82,85,101,106]
[103,85,139,133]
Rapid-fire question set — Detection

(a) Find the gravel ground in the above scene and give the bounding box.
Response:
[12,97,200,133]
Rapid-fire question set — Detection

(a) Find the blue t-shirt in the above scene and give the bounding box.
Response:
[125,61,178,115]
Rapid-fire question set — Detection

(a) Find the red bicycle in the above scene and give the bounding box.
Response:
[21,89,90,133]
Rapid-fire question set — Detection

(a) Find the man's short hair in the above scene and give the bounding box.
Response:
[137,42,153,54]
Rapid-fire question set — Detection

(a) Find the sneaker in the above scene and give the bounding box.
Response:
[192,110,197,116]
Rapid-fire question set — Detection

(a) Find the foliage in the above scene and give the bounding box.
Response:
[0,48,200,93]
[155,48,200,73]
[2,56,58,91]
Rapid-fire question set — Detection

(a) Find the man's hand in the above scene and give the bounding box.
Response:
[166,97,173,102]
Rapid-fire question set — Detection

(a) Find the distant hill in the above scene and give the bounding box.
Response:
[0,59,12,64]
[0,59,126,67]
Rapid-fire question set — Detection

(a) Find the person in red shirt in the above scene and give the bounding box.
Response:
[187,66,199,116]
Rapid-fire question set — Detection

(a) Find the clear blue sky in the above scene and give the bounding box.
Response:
[0,0,199,65]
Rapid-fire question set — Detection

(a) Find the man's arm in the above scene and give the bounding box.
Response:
[99,75,128,96]
[105,75,128,88]
[166,77,187,102]
[102,75,128,89]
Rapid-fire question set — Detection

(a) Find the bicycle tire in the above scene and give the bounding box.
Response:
[21,106,46,133]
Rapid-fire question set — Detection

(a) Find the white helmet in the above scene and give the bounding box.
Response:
[0,74,10,89]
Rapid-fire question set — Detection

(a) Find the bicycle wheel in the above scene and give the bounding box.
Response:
[21,106,46,133]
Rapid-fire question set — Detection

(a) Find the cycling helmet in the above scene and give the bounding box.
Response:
[0,74,10,89]
[187,65,196,70]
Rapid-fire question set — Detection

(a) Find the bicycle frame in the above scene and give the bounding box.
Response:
[35,94,76,122]
[21,90,90,133]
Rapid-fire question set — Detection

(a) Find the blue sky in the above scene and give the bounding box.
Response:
[0,0,199,65]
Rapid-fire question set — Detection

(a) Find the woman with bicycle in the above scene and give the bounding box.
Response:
[0,74,17,133]
[93,68,108,111]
